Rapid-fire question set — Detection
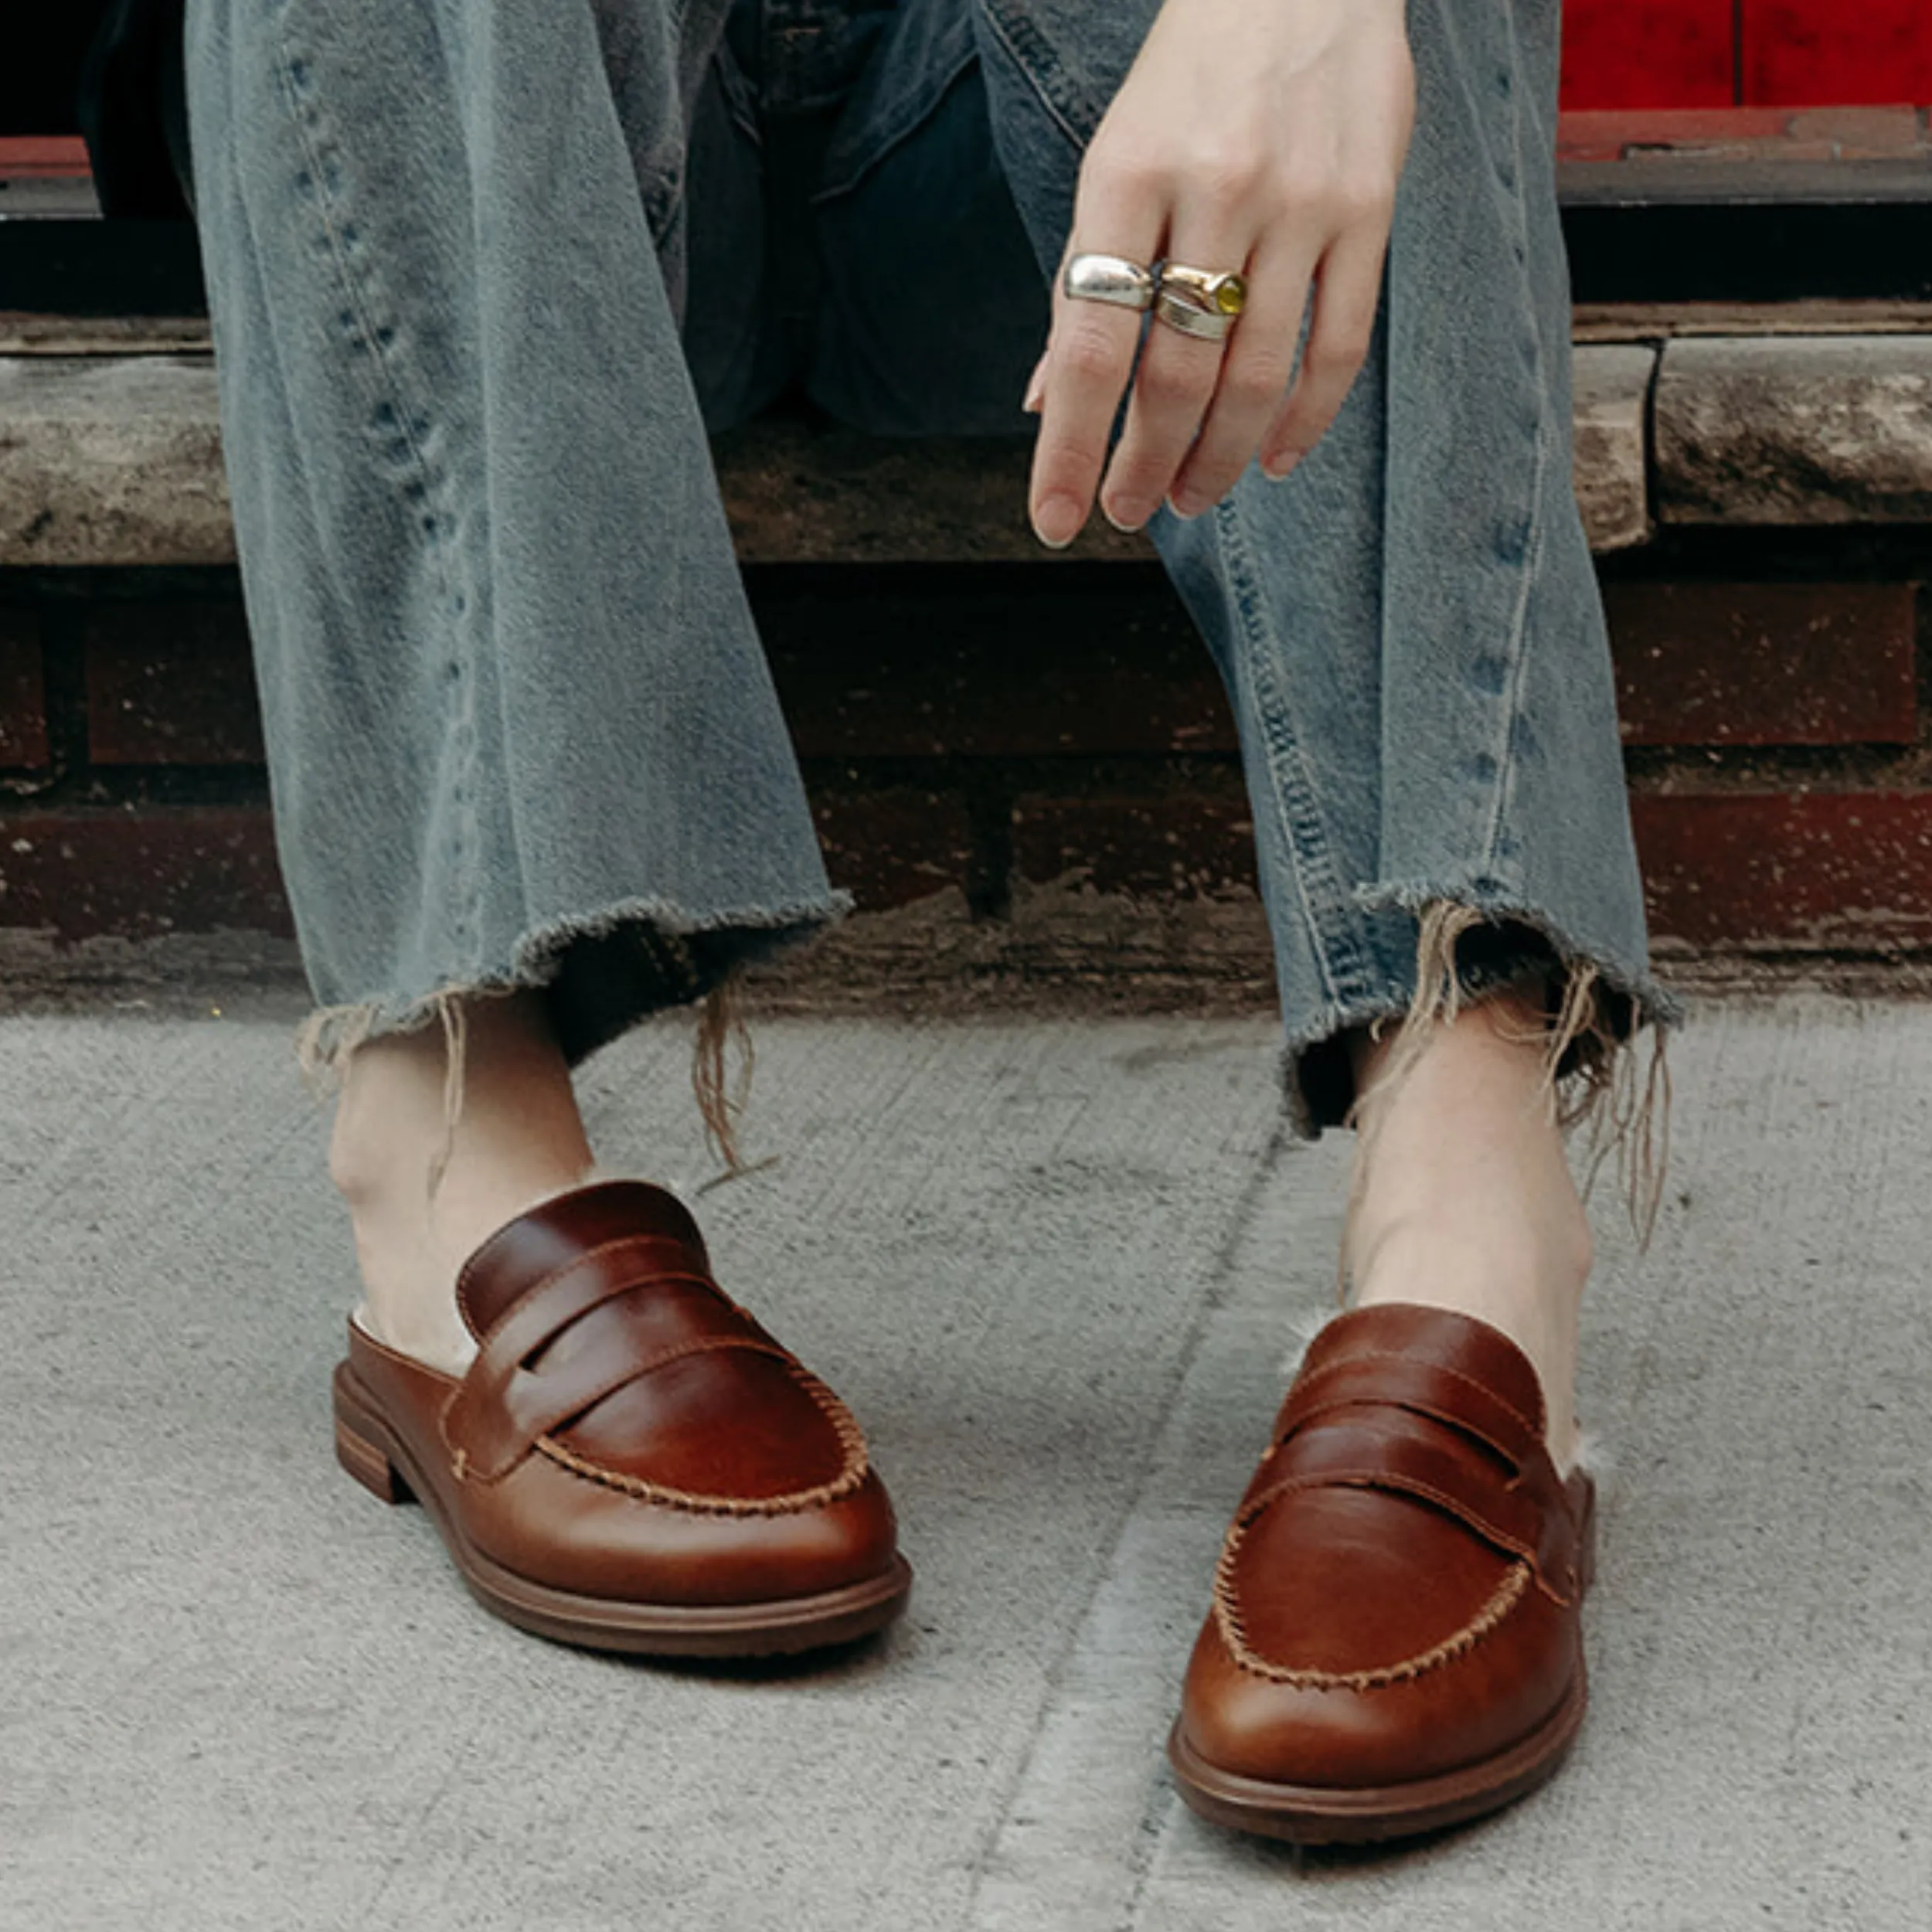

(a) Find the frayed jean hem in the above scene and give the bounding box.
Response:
[1281,883,1682,1143]
[295,888,852,1077]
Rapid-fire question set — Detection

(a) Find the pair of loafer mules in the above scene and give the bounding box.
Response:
[333,1179,1594,1845]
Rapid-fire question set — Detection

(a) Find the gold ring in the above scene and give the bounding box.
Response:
[1158,264,1248,319]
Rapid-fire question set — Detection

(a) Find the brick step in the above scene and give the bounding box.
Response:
[2,577,1920,773]
[2,569,1927,972]
[5,302,1931,981]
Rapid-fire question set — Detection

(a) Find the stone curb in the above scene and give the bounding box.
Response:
[3,335,1931,567]
[1656,334,1932,525]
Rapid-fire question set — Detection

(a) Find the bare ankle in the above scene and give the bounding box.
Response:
[328,993,596,1374]
[1342,991,1592,1462]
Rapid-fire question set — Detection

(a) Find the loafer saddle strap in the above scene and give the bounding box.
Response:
[443,1233,794,1483]
[1270,1349,1545,1471]
[1242,1409,1580,1603]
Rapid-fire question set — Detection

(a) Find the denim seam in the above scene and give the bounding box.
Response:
[1479,47,1551,889]
[1214,496,1379,1012]
[973,0,1094,155]
[268,4,486,967]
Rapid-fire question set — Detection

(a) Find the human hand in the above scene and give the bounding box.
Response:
[1026,0,1415,546]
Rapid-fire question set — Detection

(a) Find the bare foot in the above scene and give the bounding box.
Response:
[1343,985,1591,1468]
[328,992,596,1376]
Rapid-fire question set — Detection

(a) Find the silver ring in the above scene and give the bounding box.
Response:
[1063,252,1156,311]
[1153,284,1235,343]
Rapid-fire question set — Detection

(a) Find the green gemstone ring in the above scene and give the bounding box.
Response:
[1158,264,1248,320]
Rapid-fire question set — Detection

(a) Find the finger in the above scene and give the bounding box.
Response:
[1257,225,1388,479]
[1166,243,1316,519]
[1022,351,1048,417]
[1098,230,1251,532]
[1029,188,1164,548]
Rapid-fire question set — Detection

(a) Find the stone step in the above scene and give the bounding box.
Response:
[5,327,1932,570]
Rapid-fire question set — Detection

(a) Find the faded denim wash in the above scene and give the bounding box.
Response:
[184,0,1672,1131]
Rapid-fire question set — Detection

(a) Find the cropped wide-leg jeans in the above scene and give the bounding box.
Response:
[185,0,1669,1132]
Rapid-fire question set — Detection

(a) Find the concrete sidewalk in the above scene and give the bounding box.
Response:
[2,998,1927,1930]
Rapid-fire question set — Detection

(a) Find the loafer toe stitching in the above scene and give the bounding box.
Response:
[337,1180,910,1652]
[530,1360,872,1518]
[1206,1309,1583,1693]
[1211,1512,1533,1689]
[1175,1306,1593,1832]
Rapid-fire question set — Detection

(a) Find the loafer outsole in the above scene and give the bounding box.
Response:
[1167,1665,1587,1845]
[335,1358,913,1657]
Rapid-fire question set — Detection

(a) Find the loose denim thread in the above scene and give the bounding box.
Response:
[427,994,468,1198]
[1336,899,1673,1306]
[691,971,754,1175]
[294,985,478,1199]
[294,974,754,1190]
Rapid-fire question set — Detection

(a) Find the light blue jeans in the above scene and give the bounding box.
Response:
[185,0,1669,1131]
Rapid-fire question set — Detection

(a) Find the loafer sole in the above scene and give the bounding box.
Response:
[1167,1665,1588,1846]
[334,1360,913,1658]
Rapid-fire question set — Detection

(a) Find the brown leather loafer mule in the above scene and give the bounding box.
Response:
[1169,1304,1595,1843]
[332,1179,911,1656]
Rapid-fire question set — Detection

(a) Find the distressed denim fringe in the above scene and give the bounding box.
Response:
[1328,896,1679,1282]
[290,894,838,1188]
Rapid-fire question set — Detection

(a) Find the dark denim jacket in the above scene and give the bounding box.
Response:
[78,0,193,216]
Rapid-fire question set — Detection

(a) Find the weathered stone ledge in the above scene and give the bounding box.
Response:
[4,334,1932,568]
[1656,335,1932,526]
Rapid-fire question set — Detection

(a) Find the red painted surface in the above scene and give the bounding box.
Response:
[1014,794,1258,903]
[0,808,294,941]
[1562,0,1736,111]
[812,790,977,913]
[0,134,90,179]
[1561,0,1932,111]
[1744,2,1932,107]
[83,604,268,767]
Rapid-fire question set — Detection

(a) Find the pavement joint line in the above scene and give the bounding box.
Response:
[965,1116,1294,1927]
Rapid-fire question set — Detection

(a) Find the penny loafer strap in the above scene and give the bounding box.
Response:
[443,1236,790,1482]
[459,1233,715,1366]
[1244,1410,1580,1601]
[1270,1349,1545,1471]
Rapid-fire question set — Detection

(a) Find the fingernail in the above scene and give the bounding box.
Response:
[1166,493,1205,522]
[1262,451,1302,482]
[1032,492,1083,549]
[1022,360,1046,416]
[1100,500,1145,535]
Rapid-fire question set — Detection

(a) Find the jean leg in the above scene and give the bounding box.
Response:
[185,0,838,1065]
[974,0,1674,1131]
